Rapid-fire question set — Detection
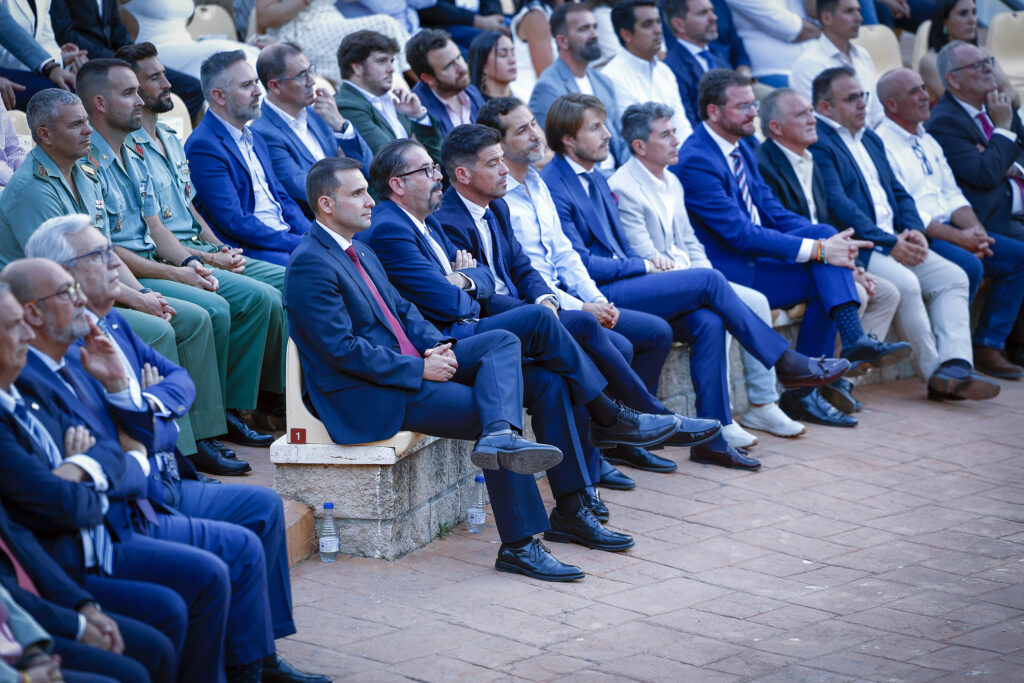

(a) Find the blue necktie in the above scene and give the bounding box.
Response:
[583,173,626,259]
[12,399,114,574]
[730,149,760,225]
[482,209,519,298]
[697,49,715,72]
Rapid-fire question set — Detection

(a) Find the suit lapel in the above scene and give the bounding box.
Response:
[820,123,872,214]
[315,224,395,332]
[766,140,810,217]
[555,156,618,254]
[265,106,317,166]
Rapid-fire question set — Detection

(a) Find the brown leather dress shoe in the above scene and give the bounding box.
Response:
[973,346,1024,380]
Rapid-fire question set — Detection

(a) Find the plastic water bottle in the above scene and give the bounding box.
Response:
[319,502,340,562]
[466,475,487,533]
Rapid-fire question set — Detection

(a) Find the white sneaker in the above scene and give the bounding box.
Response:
[722,421,758,448]
[740,403,806,438]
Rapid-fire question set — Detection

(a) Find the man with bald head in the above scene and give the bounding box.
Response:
[251,42,372,217]
[876,67,1024,380]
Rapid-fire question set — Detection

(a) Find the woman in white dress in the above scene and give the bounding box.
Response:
[255,0,411,86]
[122,0,261,80]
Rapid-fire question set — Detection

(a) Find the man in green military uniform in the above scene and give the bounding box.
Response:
[77,58,287,474]
[0,88,213,458]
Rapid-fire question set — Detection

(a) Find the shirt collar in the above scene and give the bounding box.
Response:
[777,141,814,167]
[209,110,250,145]
[815,111,864,142]
[89,132,120,170]
[565,155,591,177]
[677,37,706,59]
[27,346,64,373]
[877,116,924,142]
[952,95,984,119]
[0,382,21,414]
[264,98,306,126]
[345,80,390,106]
[456,190,488,223]
[626,155,668,187]
[620,48,660,74]
[316,220,352,251]
[396,204,428,233]
[702,122,740,158]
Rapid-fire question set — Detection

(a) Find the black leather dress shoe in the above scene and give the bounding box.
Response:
[841,334,912,371]
[582,488,609,522]
[818,378,861,414]
[597,456,636,490]
[660,415,722,447]
[544,507,635,551]
[589,406,678,449]
[777,356,850,388]
[225,411,275,447]
[495,539,584,582]
[192,439,251,475]
[471,429,562,474]
[262,654,331,683]
[602,444,678,473]
[779,388,857,427]
[689,443,761,470]
[927,364,1000,401]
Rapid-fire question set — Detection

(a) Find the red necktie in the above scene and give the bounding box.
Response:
[344,246,420,357]
[0,534,40,597]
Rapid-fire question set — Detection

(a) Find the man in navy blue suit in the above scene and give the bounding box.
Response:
[674,70,911,411]
[253,43,373,217]
[186,51,311,267]
[1,258,287,683]
[810,65,999,402]
[288,156,603,582]
[23,215,328,683]
[663,0,732,130]
[406,29,486,141]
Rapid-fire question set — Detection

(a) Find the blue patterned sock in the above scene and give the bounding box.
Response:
[831,303,863,349]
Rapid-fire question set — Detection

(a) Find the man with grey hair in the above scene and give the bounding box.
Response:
[877,67,1024,379]
[611,100,806,444]
[926,41,1024,256]
[185,50,310,266]
[757,86,902,421]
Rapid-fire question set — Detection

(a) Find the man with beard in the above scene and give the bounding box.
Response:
[406,29,485,141]
[185,51,310,267]
[530,3,629,171]
[251,42,373,217]
[75,58,286,472]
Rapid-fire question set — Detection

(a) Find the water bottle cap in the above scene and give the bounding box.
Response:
[474,475,485,483]
[323,502,334,509]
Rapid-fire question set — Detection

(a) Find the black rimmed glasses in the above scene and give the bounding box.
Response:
[25,281,83,307]
[62,243,117,267]
[395,162,442,180]
[949,56,995,74]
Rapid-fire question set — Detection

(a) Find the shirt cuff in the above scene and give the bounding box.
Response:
[795,238,815,263]
[142,391,172,418]
[106,387,144,411]
[334,123,356,140]
[535,293,559,308]
[76,613,87,641]
[414,112,431,125]
[994,128,1017,143]
[555,288,584,310]
[127,449,150,477]
[63,455,109,492]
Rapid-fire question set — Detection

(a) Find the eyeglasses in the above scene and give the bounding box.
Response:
[949,56,994,74]
[278,65,316,83]
[911,141,933,175]
[25,281,83,307]
[395,162,442,179]
[62,243,118,267]
[836,91,871,104]
[732,101,759,114]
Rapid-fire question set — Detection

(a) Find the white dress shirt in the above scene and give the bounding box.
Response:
[345,80,429,141]
[318,220,351,251]
[778,143,819,222]
[398,205,453,276]
[726,0,808,79]
[209,111,291,232]
[456,192,507,295]
[600,50,693,143]
[789,35,884,129]
[703,123,817,262]
[816,113,894,233]
[951,96,1024,214]
[505,167,606,310]
[876,118,970,226]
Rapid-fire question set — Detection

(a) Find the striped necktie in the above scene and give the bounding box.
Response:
[730,148,760,225]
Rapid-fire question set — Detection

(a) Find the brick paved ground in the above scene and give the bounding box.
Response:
[237,377,1024,681]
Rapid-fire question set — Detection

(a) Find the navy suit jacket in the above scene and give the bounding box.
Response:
[433,187,553,313]
[662,39,729,130]
[358,199,496,338]
[284,222,452,444]
[49,0,130,58]
[925,92,1024,235]
[251,102,373,216]
[0,501,94,641]
[756,138,828,224]
[185,113,310,257]
[4,367,145,578]
[411,82,486,140]
[674,124,818,287]
[540,154,648,285]
[811,119,923,262]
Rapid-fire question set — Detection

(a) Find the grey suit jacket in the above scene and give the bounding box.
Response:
[0,2,51,72]
[608,156,711,268]
[529,57,629,167]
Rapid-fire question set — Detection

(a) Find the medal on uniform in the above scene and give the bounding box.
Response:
[163,206,173,220]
